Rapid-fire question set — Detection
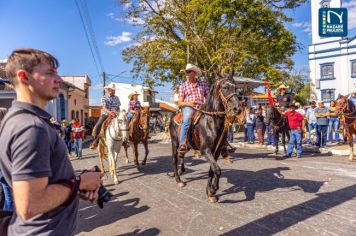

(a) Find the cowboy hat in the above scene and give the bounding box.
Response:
[185,63,202,77]
[128,91,140,100]
[104,83,116,90]
[277,84,289,90]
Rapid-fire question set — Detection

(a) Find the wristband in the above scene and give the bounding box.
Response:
[56,176,80,207]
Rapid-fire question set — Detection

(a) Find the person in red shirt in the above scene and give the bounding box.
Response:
[284,104,305,158]
[72,118,84,159]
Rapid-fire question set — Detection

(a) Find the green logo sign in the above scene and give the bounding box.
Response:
[319,8,348,37]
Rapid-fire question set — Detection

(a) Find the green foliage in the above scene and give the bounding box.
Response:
[121,0,306,87]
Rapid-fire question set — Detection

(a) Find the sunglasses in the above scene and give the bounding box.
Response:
[185,70,193,74]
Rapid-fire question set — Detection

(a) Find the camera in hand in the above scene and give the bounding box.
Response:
[93,165,113,208]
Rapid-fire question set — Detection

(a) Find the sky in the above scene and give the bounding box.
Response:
[0,0,355,105]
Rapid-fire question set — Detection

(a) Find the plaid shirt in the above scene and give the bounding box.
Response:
[128,100,141,111]
[101,95,121,114]
[178,80,209,107]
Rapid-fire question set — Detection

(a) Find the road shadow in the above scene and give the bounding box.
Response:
[75,191,149,234]
[222,184,356,235]
[116,228,160,236]
[218,167,324,203]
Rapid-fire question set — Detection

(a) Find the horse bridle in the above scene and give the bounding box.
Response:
[108,114,129,141]
[270,107,286,128]
[336,98,356,119]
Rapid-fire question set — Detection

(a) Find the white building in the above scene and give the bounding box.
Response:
[108,82,158,111]
[309,0,356,104]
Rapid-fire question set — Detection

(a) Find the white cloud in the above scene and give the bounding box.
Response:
[292,21,312,33]
[0,59,7,63]
[122,2,132,9]
[89,98,101,106]
[105,32,132,46]
[343,0,356,30]
[91,83,103,90]
[107,12,145,25]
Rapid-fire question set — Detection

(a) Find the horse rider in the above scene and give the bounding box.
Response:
[128,91,141,123]
[350,90,356,106]
[90,83,121,149]
[177,63,209,154]
[276,84,293,111]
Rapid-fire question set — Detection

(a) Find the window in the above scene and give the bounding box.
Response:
[351,61,356,78]
[321,89,335,103]
[320,63,334,80]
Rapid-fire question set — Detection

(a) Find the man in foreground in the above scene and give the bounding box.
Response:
[0,48,102,235]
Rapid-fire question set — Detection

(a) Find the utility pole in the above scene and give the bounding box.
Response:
[102,72,106,96]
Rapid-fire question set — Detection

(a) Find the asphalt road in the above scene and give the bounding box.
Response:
[72,141,356,236]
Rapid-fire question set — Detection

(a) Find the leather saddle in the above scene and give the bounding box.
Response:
[173,111,202,150]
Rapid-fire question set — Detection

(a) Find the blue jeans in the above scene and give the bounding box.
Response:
[328,117,339,142]
[179,107,195,145]
[74,138,83,157]
[227,126,233,142]
[267,124,274,145]
[246,124,255,143]
[0,177,13,211]
[287,129,302,157]
[128,112,134,123]
[317,125,328,147]
[308,123,317,143]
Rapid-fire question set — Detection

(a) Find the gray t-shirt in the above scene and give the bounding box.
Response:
[0,101,79,236]
[314,107,329,126]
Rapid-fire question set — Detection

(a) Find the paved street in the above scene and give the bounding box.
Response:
[73,137,356,236]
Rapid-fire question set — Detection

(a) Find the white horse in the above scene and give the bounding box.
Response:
[97,111,129,185]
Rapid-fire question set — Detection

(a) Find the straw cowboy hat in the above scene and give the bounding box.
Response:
[104,83,116,90]
[277,84,289,91]
[128,91,140,100]
[185,63,202,77]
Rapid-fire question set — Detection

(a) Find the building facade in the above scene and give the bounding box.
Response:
[309,0,356,104]
[61,76,91,125]
[108,82,159,112]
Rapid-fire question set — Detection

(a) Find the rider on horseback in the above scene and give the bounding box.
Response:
[127,91,141,123]
[177,64,209,153]
[276,84,293,111]
[90,83,121,149]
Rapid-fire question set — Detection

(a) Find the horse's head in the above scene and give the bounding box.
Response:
[139,107,150,130]
[335,94,349,113]
[116,111,129,142]
[265,105,274,125]
[213,76,242,116]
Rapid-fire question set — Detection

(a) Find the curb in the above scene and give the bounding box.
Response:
[230,142,325,154]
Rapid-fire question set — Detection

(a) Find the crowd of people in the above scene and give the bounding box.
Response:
[228,98,355,154]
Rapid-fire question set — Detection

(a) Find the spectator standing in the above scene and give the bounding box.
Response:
[62,120,73,157]
[314,101,329,148]
[72,118,84,159]
[245,107,256,144]
[284,104,305,158]
[254,108,266,145]
[0,108,13,212]
[306,101,317,144]
[327,100,340,143]
[0,48,102,235]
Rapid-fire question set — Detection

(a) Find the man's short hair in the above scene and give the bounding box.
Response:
[5,48,59,86]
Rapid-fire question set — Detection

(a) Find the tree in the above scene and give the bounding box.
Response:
[121,0,306,87]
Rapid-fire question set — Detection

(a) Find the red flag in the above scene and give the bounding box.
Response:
[264,82,274,105]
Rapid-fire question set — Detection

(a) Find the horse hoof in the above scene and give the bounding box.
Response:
[223,157,233,164]
[208,196,218,203]
[141,161,146,166]
[178,169,185,175]
[136,166,141,171]
[349,157,355,161]
[177,182,186,188]
[114,180,121,185]
[126,159,129,164]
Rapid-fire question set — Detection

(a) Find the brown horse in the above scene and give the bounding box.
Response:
[169,76,242,203]
[336,95,356,161]
[123,107,150,170]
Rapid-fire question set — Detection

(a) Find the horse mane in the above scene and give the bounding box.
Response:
[200,78,226,112]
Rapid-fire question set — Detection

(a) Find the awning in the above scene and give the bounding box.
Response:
[233,77,265,89]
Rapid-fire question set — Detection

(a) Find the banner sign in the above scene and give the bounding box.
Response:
[319,8,348,37]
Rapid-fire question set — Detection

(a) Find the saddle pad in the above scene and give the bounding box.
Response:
[173,112,202,126]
